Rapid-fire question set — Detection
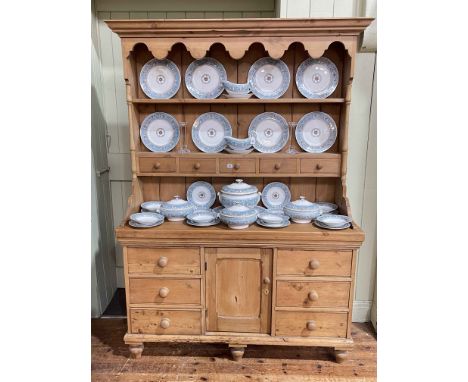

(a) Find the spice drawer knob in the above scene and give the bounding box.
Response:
[316,163,323,170]
[194,162,201,169]
[234,163,240,170]
[157,256,168,268]
[159,287,170,298]
[153,162,161,170]
[160,318,170,329]
[274,163,281,170]
[306,320,316,331]
[309,259,320,269]
[308,290,319,301]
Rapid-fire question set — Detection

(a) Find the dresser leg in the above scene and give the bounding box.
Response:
[229,345,246,361]
[334,349,348,363]
[129,343,144,359]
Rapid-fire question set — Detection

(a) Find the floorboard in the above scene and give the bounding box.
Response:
[92,319,376,382]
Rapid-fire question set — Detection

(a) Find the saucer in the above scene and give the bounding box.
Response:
[257,219,290,229]
[129,219,164,228]
[186,218,220,227]
[313,220,351,230]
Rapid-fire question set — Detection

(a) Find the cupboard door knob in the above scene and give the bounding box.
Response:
[194,162,201,170]
[274,163,281,170]
[308,290,319,301]
[306,320,316,331]
[157,256,168,268]
[263,277,271,284]
[316,163,323,170]
[309,259,320,270]
[234,163,240,170]
[159,287,170,298]
[153,162,161,170]
[160,318,170,329]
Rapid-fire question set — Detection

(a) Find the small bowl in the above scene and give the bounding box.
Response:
[222,80,250,95]
[225,136,254,151]
[130,212,163,226]
[258,212,284,225]
[141,200,162,213]
[316,214,352,228]
[187,210,218,224]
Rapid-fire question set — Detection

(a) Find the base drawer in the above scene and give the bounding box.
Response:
[129,278,201,305]
[139,157,177,173]
[276,281,350,308]
[130,309,201,335]
[275,311,347,338]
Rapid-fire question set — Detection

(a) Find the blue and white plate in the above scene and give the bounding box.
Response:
[139,58,181,99]
[249,112,289,153]
[314,220,351,230]
[187,181,216,209]
[296,57,338,99]
[186,218,220,227]
[140,112,180,152]
[257,219,290,229]
[295,112,337,153]
[248,57,290,99]
[261,182,291,210]
[192,112,232,153]
[185,58,227,99]
[129,219,164,228]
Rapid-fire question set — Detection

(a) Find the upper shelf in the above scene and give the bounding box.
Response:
[131,98,346,105]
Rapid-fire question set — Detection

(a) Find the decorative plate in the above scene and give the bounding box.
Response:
[296,57,338,99]
[185,57,227,99]
[129,219,164,228]
[314,220,351,230]
[187,181,216,209]
[140,112,180,152]
[248,57,290,99]
[295,111,337,153]
[192,112,232,153]
[248,112,289,153]
[139,58,181,99]
[261,182,291,210]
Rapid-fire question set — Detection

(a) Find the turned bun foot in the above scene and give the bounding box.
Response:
[334,349,348,363]
[129,343,144,359]
[229,346,246,361]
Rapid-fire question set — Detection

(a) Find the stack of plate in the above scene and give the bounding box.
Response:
[314,214,352,230]
[186,210,220,227]
[257,211,290,229]
[129,212,164,228]
[222,80,252,99]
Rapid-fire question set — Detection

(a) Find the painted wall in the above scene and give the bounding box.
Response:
[91,0,377,321]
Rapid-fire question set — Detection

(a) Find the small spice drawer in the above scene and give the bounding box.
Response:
[219,158,256,174]
[275,311,347,338]
[127,247,200,275]
[259,158,297,174]
[277,249,352,277]
[276,281,350,308]
[179,158,217,173]
[300,158,340,176]
[128,278,201,305]
[139,157,177,173]
[130,309,201,335]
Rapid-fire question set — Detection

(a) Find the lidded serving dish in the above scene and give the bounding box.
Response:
[218,179,261,208]
[219,202,258,229]
[160,195,194,221]
[284,196,321,224]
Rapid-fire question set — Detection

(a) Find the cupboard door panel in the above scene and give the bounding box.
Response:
[205,248,272,333]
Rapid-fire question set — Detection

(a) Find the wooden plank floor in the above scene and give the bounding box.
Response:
[92,319,376,382]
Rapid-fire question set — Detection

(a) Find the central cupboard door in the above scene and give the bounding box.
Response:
[205,248,272,333]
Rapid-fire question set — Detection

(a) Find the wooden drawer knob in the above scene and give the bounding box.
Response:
[159,287,170,298]
[194,162,201,170]
[160,318,170,329]
[153,162,161,170]
[274,163,281,170]
[263,277,271,284]
[316,163,323,170]
[157,256,168,268]
[306,320,316,331]
[234,163,240,170]
[308,290,319,301]
[309,259,320,270]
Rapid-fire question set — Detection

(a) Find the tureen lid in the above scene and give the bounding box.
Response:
[220,202,257,217]
[284,196,319,212]
[162,195,192,209]
[220,179,258,195]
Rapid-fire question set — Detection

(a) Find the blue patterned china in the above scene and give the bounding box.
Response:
[314,220,351,230]
[296,57,339,99]
[218,179,261,208]
[224,93,253,99]
[284,196,321,224]
[219,203,258,229]
[249,112,289,153]
[187,181,216,209]
[130,212,164,226]
[257,212,284,225]
[257,218,290,229]
[248,57,290,99]
[140,201,162,213]
[129,219,164,228]
[139,58,181,99]
[261,182,291,210]
[140,112,180,152]
[160,195,194,221]
[225,147,254,154]
[186,209,218,224]
[225,136,255,151]
[315,202,338,214]
[212,206,223,214]
[295,111,337,153]
[254,206,267,214]
[186,218,220,227]
[315,214,352,228]
[222,80,250,95]
[192,112,232,153]
[185,57,227,99]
